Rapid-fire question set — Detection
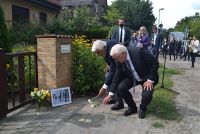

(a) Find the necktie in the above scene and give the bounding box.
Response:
[120,28,123,42]
[125,60,135,92]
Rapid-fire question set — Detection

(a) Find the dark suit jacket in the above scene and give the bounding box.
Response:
[104,40,118,87]
[111,27,131,47]
[151,32,163,50]
[109,47,159,94]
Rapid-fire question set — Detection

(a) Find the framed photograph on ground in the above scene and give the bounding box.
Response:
[50,87,72,107]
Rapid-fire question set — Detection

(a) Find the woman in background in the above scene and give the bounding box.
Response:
[136,26,151,51]
[189,36,199,68]
[129,32,138,47]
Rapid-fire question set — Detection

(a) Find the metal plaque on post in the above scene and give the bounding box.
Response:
[61,45,70,54]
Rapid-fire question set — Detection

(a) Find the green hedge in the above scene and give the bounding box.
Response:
[72,35,106,95]
[0,5,11,52]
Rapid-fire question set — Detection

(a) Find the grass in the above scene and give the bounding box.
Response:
[152,121,164,128]
[147,64,182,120]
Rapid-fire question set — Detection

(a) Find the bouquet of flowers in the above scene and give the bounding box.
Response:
[30,88,51,111]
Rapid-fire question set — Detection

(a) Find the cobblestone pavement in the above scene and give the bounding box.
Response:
[0,56,200,134]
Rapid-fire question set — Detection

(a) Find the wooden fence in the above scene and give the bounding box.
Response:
[0,48,38,119]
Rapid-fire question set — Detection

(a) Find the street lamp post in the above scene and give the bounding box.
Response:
[158,8,164,27]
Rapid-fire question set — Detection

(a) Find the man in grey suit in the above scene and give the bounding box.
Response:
[103,44,159,119]
[111,18,131,47]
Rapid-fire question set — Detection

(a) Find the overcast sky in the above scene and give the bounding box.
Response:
[107,0,200,29]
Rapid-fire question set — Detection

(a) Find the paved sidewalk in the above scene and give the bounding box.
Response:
[0,87,151,134]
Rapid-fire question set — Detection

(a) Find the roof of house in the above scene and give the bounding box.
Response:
[58,0,94,7]
[28,0,61,10]
[48,0,60,5]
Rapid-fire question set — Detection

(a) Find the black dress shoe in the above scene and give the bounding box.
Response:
[111,103,124,110]
[139,110,146,119]
[123,107,137,116]
[108,98,116,104]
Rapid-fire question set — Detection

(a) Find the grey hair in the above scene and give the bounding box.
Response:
[110,44,127,56]
[92,40,106,52]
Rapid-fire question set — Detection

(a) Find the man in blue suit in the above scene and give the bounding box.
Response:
[111,18,131,47]
[150,26,163,59]
[92,40,124,110]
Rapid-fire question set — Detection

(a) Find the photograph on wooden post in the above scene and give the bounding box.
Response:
[50,87,72,107]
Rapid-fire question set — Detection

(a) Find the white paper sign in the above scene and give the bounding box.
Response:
[61,45,70,53]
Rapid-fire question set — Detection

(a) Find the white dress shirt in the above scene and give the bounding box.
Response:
[118,27,125,43]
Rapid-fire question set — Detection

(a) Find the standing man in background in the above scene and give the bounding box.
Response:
[111,18,131,47]
[150,25,163,59]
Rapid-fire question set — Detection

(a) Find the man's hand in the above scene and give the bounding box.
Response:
[143,80,153,91]
[98,87,106,97]
[103,95,112,104]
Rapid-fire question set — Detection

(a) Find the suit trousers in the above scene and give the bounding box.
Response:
[117,77,153,111]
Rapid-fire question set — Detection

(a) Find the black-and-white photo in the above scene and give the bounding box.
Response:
[51,87,72,107]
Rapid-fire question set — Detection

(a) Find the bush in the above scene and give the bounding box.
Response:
[0,5,12,52]
[72,35,106,95]
[85,26,109,39]
[47,18,70,35]
[10,23,48,45]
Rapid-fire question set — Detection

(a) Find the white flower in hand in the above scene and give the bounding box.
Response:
[88,99,92,104]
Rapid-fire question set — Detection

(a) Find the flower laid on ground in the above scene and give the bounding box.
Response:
[30,88,51,113]
[30,88,51,103]
[88,98,100,108]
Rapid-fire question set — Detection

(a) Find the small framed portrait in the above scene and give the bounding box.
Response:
[50,87,72,107]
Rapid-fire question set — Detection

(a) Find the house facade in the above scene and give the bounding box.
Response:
[0,0,61,28]
[58,0,107,18]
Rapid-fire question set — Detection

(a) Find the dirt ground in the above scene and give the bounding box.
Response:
[146,56,200,134]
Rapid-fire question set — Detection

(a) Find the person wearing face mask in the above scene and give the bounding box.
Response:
[111,18,131,47]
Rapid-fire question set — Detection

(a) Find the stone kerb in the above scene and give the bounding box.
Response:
[36,34,73,90]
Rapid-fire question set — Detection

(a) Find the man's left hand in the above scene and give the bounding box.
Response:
[103,95,112,104]
[143,81,153,91]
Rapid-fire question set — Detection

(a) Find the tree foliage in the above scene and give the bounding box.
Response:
[190,17,200,39]
[102,7,122,26]
[105,0,155,31]
[0,5,11,52]
[174,14,200,39]
[49,6,108,39]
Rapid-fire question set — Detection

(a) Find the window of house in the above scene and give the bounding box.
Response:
[39,12,47,24]
[12,5,29,25]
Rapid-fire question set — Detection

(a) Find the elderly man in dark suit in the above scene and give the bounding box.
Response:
[150,26,163,59]
[92,40,124,108]
[103,44,159,119]
[111,18,131,47]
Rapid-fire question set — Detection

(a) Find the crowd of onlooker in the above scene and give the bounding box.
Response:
[159,36,199,68]
[109,18,200,67]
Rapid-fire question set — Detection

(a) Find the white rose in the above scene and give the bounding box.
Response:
[30,92,35,97]
[37,91,42,97]
[88,99,92,104]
